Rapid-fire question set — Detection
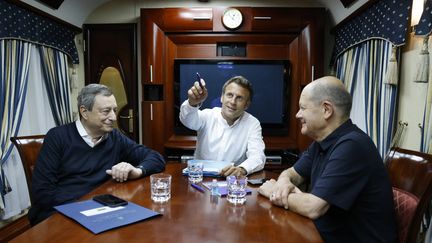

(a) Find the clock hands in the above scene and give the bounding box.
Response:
[230,11,236,20]
[222,8,242,29]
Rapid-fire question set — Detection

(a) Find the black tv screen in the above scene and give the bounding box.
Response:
[174,59,290,136]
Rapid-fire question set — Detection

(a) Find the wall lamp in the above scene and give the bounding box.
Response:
[411,0,425,30]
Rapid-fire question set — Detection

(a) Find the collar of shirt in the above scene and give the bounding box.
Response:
[218,110,245,127]
[75,120,107,147]
[317,119,353,152]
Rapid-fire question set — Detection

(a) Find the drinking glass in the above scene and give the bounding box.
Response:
[150,173,171,203]
[226,175,248,205]
[187,161,204,183]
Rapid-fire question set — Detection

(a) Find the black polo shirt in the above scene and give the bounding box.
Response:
[294,120,397,243]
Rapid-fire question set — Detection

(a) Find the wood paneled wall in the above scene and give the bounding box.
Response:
[140,7,325,155]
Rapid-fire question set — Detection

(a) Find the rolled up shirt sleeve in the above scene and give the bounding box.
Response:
[239,120,266,174]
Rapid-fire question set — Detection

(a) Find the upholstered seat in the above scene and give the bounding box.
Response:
[386,147,432,243]
[0,135,45,242]
[10,135,45,194]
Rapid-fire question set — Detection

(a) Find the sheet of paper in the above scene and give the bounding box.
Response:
[80,206,124,217]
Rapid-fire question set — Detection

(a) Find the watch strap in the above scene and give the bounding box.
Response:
[136,165,146,177]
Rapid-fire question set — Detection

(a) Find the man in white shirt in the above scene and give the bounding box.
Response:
[179,76,266,176]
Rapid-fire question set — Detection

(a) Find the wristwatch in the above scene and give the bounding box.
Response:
[136,165,146,176]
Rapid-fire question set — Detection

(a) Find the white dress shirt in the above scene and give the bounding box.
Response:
[179,100,266,174]
[75,120,106,147]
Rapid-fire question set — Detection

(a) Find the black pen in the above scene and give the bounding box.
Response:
[196,72,204,88]
[191,183,205,193]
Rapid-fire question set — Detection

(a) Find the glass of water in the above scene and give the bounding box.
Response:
[226,175,248,205]
[187,160,204,183]
[150,173,171,203]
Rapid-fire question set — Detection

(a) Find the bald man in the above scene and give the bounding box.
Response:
[258,76,396,242]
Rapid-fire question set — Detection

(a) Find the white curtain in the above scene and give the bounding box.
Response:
[1,46,56,219]
[0,39,31,215]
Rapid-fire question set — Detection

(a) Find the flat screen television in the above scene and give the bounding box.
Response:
[173,59,291,136]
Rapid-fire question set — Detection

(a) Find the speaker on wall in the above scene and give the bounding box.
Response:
[217,42,246,57]
[144,84,164,101]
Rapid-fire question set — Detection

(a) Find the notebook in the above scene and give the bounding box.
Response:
[182,160,233,177]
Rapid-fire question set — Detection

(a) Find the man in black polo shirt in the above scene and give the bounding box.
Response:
[258,76,397,242]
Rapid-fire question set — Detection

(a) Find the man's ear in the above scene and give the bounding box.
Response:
[79,105,88,120]
[322,101,334,119]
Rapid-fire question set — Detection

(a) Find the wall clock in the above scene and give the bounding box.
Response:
[222,8,243,30]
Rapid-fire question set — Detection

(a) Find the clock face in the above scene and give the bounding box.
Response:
[222,8,243,30]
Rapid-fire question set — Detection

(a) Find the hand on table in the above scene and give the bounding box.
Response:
[106,162,142,182]
[258,178,299,210]
[220,165,247,177]
[257,179,277,198]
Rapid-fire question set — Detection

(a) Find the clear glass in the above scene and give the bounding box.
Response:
[187,161,204,183]
[226,175,248,205]
[150,173,171,203]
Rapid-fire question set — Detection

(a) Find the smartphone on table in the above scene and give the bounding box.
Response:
[93,194,128,207]
[248,178,268,185]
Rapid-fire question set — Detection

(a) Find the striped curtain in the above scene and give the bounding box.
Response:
[39,46,73,125]
[0,39,31,211]
[420,78,432,153]
[416,0,432,153]
[335,39,398,157]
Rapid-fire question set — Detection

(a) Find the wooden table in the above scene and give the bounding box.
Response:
[11,163,323,243]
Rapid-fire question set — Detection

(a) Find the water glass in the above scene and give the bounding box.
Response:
[226,175,248,205]
[187,161,203,183]
[150,173,171,203]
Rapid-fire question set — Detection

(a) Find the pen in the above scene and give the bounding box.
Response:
[191,183,205,193]
[196,72,204,88]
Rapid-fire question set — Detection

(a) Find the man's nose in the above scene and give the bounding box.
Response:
[228,96,238,104]
[109,110,117,121]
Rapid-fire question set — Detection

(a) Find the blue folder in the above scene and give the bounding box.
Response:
[54,199,160,234]
[182,160,233,177]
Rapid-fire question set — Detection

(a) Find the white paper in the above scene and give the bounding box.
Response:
[80,206,125,217]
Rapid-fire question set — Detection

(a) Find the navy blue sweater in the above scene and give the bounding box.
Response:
[28,122,165,225]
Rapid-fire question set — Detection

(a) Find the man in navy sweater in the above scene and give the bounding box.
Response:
[28,84,165,225]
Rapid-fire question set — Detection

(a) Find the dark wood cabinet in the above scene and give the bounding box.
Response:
[251,8,302,32]
[141,13,165,84]
[140,7,325,156]
[163,8,213,31]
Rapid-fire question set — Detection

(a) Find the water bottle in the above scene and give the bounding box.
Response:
[210,179,219,196]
